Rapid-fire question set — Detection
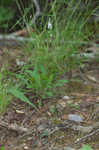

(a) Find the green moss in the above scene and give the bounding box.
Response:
[52,119,63,125]
[65,81,93,93]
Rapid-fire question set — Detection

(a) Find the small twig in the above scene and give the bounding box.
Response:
[48,127,59,136]
[75,128,99,144]
[0,35,35,47]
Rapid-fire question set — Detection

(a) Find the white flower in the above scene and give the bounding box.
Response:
[48,18,52,29]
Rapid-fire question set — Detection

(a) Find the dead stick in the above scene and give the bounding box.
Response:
[75,128,99,144]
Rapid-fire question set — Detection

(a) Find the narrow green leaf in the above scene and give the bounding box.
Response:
[40,130,49,138]
[57,79,68,83]
[26,70,41,88]
[9,88,38,111]
[40,64,47,75]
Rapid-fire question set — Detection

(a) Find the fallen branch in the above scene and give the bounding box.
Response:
[29,0,42,26]
[75,128,99,144]
[10,28,35,37]
[11,0,41,36]
[0,0,41,47]
[0,35,35,47]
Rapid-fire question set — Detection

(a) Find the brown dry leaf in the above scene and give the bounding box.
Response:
[61,114,68,120]
[16,110,24,114]
[57,100,66,108]
[96,96,99,101]
[85,97,96,102]
[47,111,52,117]
[86,75,97,82]
[12,28,35,37]
[87,46,99,53]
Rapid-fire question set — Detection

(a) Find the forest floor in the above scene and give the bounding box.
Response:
[0,45,99,150]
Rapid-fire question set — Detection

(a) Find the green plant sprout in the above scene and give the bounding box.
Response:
[80,144,92,150]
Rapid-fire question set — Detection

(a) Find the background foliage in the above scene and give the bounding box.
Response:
[0,0,98,32]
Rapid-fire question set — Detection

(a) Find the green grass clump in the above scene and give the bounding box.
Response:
[0,72,12,114]
[9,0,97,108]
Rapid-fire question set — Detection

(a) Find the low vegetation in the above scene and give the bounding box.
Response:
[0,0,99,149]
[0,0,98,110]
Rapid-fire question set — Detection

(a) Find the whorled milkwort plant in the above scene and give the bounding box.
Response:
[9,0,96,109]
[9,64,68,109]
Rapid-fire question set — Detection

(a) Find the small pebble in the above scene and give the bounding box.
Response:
[63,96,70,100]
[64,147,75,150]
[68,114,83,123]
[24,146,29,150]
